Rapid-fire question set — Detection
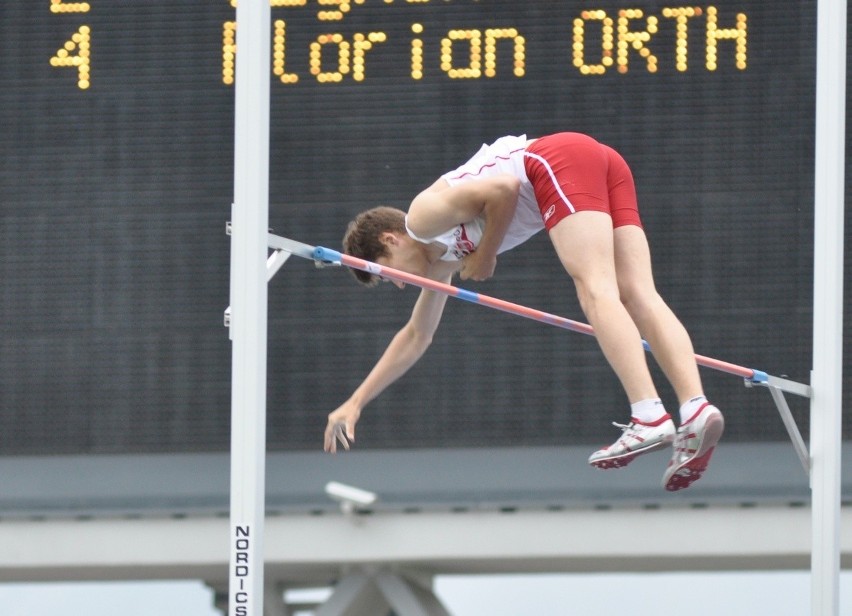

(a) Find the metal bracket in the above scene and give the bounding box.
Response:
[745,375,812,475]
[225,229,300,330]
[224,248,293,329]
[268,234,340,268]
[225,232,339,331]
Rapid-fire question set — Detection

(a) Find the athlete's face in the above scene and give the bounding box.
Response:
[375,233,428,287]
[374,256,406,288]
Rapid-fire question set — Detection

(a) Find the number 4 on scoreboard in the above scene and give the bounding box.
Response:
[49,25,92,90]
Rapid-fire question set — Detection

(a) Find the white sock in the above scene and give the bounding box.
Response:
[630,398,667,424]
[679,395,708,424]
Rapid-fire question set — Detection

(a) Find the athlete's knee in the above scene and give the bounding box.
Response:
[620,284,664,320]
[574,276,621,316]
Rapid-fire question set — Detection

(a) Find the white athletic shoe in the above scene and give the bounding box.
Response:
[588,415,676,469]
[662,403,725,492]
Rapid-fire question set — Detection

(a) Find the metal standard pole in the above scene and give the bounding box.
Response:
[812,0,845,614]
[229,1,271,615]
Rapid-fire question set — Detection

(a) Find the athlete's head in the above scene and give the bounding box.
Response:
[342,206,407,286]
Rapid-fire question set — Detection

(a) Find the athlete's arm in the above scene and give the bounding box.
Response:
[324,267,455,453]
[406,174,521,281]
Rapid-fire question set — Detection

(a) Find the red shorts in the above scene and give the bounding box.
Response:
[523,132,642,231]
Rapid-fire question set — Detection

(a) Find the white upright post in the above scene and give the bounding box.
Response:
[228,1,271,615]
[811,1,845,615]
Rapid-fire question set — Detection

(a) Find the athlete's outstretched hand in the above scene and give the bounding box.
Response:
[324,400,361,453]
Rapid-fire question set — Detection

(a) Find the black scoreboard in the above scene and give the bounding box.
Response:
[0,2,842,455]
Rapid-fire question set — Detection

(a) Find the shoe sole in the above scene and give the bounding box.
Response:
[663,411,725,491]
[589,435,675,470]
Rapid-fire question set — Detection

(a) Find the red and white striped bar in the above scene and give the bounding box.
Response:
[304,242,810,398]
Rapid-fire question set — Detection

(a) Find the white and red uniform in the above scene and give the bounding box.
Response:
[405,132,642,261]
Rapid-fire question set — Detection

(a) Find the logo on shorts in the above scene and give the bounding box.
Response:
[543,204,557,222]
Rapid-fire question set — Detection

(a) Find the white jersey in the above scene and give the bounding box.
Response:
[405,135,544,262]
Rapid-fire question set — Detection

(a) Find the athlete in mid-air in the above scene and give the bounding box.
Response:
[324,131,724,491]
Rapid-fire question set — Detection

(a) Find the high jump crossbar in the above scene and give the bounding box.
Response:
[231,232,814,474]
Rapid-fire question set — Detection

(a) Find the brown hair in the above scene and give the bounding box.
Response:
[342,206,407,286]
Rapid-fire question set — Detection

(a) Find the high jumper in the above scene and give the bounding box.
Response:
[324,131,724,491]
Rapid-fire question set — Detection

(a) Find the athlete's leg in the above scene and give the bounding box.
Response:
[548,211,658,404]
[529,137,676,470]
[612,226,726,489]
[613,225,703,405]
